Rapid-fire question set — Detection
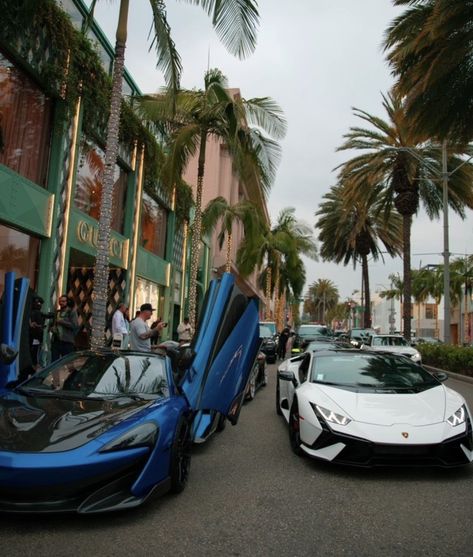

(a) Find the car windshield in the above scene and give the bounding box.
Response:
[310,353,438,392]
[259,325,273,338]
[20,352,169,399]
[371,336,408,347]
[298,326,330,338]
[260,322,276,335]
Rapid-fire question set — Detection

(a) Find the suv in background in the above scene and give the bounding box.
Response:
[294,324,331,351]
[259,324,277,363]
[362,334,422,363]
[348,328,376,348]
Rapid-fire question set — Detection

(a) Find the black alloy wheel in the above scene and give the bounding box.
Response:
[170,417,192,493]
[289,400,303,456]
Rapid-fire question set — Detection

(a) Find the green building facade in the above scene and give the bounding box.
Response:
[0,0,209,345]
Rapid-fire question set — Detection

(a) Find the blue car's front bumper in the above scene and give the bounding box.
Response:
[0,443,167,513]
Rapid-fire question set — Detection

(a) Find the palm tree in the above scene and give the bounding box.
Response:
[384,0,473,142]
[237,208,317,322]
[88,0,260,348]
[201,196,260,273]
[316,182,402,329]
[337,92,473,339]
[450,256,473,343]
[139,69,286,328]
[304,279,339,324]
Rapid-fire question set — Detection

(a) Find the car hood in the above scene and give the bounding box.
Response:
[0,391,150,452]
[315,384,447,426]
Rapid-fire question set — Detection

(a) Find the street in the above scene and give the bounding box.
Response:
[3,365,473,557]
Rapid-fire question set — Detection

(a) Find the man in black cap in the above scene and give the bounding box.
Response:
[129,303,161,351]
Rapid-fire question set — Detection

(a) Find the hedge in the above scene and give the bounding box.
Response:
[418,344,473,377]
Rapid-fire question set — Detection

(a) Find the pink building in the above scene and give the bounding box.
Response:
[182,90,269,301]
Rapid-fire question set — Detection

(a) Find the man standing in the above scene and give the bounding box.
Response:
[129,303,161,351]
[111,302,129,348]
[177,317,193,344]
[51,295,78,361]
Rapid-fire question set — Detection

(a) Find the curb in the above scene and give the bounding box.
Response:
[425,364,473,385]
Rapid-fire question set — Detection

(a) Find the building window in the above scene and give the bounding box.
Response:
[0,223,40,293]
[0,51,52,187]
[425,304,437,320]
[141,192,168,258]
[74,141,128,233]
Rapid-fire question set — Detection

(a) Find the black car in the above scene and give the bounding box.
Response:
[260,324,277,363]
[294,325,331,351]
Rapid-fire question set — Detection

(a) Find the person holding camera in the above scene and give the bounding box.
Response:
[130,304,165,351]
[177,317,193,344]
[50,295,79,362]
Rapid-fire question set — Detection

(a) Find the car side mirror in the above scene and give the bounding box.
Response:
[433,371,448,382]
[279,370,298,387]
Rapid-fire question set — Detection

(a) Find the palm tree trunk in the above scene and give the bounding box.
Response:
[362,254,371,328]
[402,214,412,341]
[225,232,232,273]
[188,130,207,330]
[265,267,272,320]
[90,0,129,350]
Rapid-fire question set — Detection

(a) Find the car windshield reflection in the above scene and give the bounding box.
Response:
[21,352,169,399]
[310,353,438,392]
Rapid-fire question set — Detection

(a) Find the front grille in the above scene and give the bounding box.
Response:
[307,415,471,467]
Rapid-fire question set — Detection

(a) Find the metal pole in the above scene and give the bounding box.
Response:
[442,140,451,343]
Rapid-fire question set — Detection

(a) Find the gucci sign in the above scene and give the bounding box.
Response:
[76,220,127,263]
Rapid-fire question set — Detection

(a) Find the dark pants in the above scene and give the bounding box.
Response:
[51,339,75,362]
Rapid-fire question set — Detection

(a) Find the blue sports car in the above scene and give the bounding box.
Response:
[0,273,260,513]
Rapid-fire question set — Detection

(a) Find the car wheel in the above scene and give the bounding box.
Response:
[289,400,303,456]
[170,417,192,494]
[247,368,257,400]
[216,413,226,432]
[275,380,282,416]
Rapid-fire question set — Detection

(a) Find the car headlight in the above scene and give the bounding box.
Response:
[447,405,467,427]
[314,404,351,426]
[100,422,158,452]
[411,352,421,362]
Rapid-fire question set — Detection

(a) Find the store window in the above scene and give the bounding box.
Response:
[74,141,128,233]
[135,277,164,320]
[0,224,40,293]
[0,51,52,187]
[141,192,168,258]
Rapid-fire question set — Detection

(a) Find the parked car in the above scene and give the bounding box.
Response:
[348,328,376,348]
[259,321,277,336]
[362,334,422,363]
[259,324,277,364]
[294,325,332,351]
[0,273,260,514]
[246,351,267,400]
[412,336,443,346]
[276,349,473,467]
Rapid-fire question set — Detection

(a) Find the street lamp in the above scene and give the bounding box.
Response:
[391,141,473,344]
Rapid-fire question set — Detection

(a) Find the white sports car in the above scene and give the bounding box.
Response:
[276,349,473,467]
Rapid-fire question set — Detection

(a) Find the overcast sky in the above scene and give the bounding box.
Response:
[86,0,473,300]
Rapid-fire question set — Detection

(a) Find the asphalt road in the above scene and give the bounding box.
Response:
[3,365,473,557]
